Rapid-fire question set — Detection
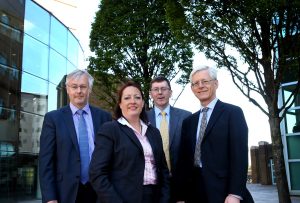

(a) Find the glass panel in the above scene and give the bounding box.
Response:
[0,0,25,31]
[0,64,20,110]
[282,84,300,108]
[24,0,50,44]
[19,111,43,154]
[21,92,47,116]
[0,21,23,69]
[285,109,300,134]
[49,49,67,85]
[289,162,300,190]
[286,136,300,159]
[0,154,39,201]
[77,47,85,69]
[0,141,17,197]
[48,83,67,111]
[23,34,49,79]
[67,60,76,74]
[21,72,48,114]
[50,16,67,56]
[0,108,19,142]
[67,32,78,66]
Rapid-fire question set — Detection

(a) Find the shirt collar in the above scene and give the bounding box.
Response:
[154,104,170,117]
[69,103,91,115]
[117,117,148,135]
[201,98,218,111]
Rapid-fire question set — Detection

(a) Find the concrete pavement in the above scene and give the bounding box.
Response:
[247,183,300,203]
[8,183,300,203]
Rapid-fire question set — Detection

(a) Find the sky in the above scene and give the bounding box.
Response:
[74,0,272,148]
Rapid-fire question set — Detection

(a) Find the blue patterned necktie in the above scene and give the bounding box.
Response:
[194,107,209,167]
[77,109,90,184]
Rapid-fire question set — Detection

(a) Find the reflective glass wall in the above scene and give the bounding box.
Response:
[281,82,300,195]
[0,0,84,201]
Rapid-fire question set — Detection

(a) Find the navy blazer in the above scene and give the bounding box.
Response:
[39,105,111,203]
[175,100,254,203]
[147,106,191,174]
[89,120,170,203]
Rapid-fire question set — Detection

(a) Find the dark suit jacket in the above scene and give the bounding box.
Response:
[89,120,170,203]
[174,100,253,203]
[147,106,191,175]
[39,105,111,203]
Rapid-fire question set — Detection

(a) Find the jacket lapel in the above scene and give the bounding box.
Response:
[191,111,201,153]
[204,100,225,137]
[62,106,80,153]
[148,109,156,127]
[169,107,179,147]
[146,127,159,162]
[119,124,143,152]
[89,106,98,135]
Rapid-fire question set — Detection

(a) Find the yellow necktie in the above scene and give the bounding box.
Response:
[160,111,171,170]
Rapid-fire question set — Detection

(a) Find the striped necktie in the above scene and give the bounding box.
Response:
[194,107,209,167]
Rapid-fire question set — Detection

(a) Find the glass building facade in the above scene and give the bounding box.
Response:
[0,0,84,201]
[280,82,300,195]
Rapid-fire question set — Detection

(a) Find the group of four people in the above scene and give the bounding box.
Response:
[39,65,253,203]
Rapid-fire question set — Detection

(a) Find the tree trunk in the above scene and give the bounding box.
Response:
[269,115,291,203]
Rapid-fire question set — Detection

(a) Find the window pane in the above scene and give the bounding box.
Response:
[23,34,49,79]
[289,162,300,190]
[49,49,67,85]
[285,108,300,134]
[21,92,47,116]
[0,108,19,142]
[0,0,25,31]
[21,72,48,114]
[48,83,67,111]
[24,0,50,44]
[0,22,23,69]
[67,32,78,66]
[283,84,300,108]
[50,16,67,56]
[67,60,76,74]
[287,136,300,159]
[0,64,20,110]
[19,111,43,154]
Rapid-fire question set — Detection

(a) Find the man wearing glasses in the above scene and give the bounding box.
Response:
[147,76,191,203]
[174,66,253,203]
[39,69,111,203]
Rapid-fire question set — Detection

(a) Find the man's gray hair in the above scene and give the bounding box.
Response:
[189,65,218,81]
[65,69,94,89]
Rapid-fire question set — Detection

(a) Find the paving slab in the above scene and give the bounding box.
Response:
[247,183,300,203]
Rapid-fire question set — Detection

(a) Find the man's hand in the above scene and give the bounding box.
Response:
[224,195,240,203]
[47,201,58,203]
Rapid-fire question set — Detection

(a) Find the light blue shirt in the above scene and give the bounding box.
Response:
[70,103,95,160]
[154,105,170,129]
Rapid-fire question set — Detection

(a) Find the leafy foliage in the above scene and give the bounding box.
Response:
[166,0,300,202]
[89,0,193,109]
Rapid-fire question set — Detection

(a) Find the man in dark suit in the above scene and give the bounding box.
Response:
[174,66,253,203]
[39,69,111,203]
[147,76,191,202]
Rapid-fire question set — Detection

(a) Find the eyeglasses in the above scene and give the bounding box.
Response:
[191,79,215,87]
[150,87,170,93]
[68,85,88,91]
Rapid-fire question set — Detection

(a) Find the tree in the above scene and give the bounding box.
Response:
[166,0,300,202]
[88,0,193,110]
